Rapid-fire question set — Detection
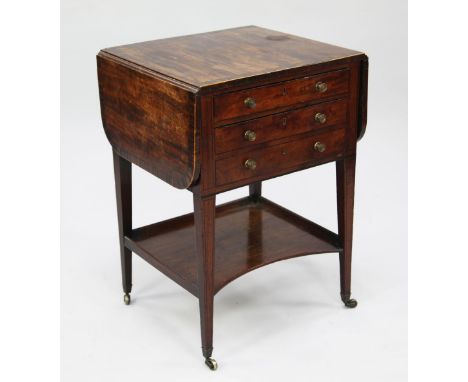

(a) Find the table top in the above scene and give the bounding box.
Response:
[102,26,363,88]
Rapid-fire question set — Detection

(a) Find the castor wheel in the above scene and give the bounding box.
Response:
[344,298,358,308]
[205,357,218,370]
[123,293,131,305]
[341,295,358,308]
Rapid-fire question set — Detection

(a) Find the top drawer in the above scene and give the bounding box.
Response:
[213,69,350,124]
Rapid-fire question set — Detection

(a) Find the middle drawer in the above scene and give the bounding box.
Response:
[215,99,348,154]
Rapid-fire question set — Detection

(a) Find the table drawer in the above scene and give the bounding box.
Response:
[216,128,346,186]
[215,99,348,154]
[213,69,349,123]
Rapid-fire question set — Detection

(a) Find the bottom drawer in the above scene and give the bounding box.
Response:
[215,128,346,186]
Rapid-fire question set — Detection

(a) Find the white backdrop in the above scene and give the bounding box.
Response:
[61,1,407,381]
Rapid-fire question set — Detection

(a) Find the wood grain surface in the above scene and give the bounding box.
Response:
[213,69,349,123]
[215,98,348,154]
[126,197,341,296]
[97,53,199,189]
[215,128,346,187]
[100,27,369,362]
[103,26,364,88]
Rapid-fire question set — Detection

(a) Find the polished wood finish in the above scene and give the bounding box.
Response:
[215,98,348,154]
[336,155,356,303]
[97,53,198,189]
[98,26,367,192]
[113,150,132,294]
[102,26,363,90]
[213,69,349,123]
[125,197,341,296]
[193,190,216,358]
[215,127,346,187]
[98,26,368,366]
[249,181,262,201]
[357,56,369,141]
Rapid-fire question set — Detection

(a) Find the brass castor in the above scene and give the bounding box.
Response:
[205,357,218,371]
[123,293,131,305]
[341,295,358,308]
[344,299,358,308]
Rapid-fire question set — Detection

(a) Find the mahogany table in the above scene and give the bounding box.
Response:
[97,26,368,370]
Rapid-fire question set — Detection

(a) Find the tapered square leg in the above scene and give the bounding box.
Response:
[113,150,132,304]
[193,192,217,369]
[336,155,358,308]
[249,181,262,201]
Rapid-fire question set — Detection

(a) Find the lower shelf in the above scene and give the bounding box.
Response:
[125,197,342,296]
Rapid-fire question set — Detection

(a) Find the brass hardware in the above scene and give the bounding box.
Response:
[315,81,328,93]
[244,159,257,170]
[244,97,256,109]
[282,117,287,127]
[314,112,327,124]
[244,130,256,142]
[124,293,131,305]
[314,141,326,153]
[205,357,218,371]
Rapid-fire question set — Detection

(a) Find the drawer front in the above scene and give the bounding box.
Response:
[216,128,346,186]
[215,99,348,154]
[213,69,349,123]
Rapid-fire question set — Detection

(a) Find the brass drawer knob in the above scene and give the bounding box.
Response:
[244,159,257,170]
[244,97,256,109]
[315,112,327,124]
[314,141,326,153]
[315,81,328,93]
[244,130,257,141]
